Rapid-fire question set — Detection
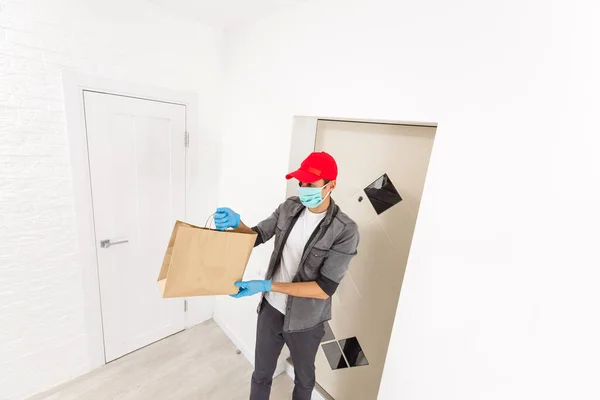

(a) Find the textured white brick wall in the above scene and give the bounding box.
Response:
[0,1,223,399]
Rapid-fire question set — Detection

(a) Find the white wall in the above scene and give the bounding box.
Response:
[216,0,600,398]
[0,1,222,398]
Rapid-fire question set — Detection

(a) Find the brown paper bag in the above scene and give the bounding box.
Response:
[157,220,257,298]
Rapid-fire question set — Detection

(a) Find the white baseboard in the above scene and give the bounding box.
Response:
[213,314,255,366]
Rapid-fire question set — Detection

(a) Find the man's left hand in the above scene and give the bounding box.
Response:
[230,280,272,298]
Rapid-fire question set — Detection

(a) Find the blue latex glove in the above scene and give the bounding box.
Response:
[214,207,240,231]
[230,280,272,298]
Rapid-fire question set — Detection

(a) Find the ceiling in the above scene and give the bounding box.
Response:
[146,0,307,29]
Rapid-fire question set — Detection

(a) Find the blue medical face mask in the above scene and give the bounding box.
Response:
[298,184,331,209]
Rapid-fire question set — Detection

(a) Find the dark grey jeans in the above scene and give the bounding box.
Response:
[251,300,325,400]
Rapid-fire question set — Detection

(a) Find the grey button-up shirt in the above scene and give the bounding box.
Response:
[252,197,359,333]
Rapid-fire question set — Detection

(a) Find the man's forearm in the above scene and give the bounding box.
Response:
[271,281,329,300]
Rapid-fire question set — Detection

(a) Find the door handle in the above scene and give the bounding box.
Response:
[100,239,129,249]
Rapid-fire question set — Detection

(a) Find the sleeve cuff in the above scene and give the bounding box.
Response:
[316,275,339,297]
[251,226,264,247]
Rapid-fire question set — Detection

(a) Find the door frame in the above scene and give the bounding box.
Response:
[63,71,200,368]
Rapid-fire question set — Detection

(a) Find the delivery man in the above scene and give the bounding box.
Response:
[214,152,359,400]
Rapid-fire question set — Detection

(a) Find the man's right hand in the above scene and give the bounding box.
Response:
[214,207,241,231]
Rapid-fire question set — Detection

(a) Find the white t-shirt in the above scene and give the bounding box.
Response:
[266,207,327,315]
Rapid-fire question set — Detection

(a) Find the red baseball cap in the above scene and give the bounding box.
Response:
[286,152,338,183]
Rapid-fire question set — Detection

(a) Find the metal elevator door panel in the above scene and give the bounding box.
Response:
[314,120,436,399]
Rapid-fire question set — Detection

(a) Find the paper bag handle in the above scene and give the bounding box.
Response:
[205,213,216,229]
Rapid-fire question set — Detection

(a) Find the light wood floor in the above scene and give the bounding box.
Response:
[28,319,293,400]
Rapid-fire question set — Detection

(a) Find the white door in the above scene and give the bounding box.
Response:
[83,91,187,362]
[314,120,436,399]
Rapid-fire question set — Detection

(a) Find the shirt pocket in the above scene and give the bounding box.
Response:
[305,247,329,275]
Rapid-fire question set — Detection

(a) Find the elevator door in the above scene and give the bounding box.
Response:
[314,120,436,399]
